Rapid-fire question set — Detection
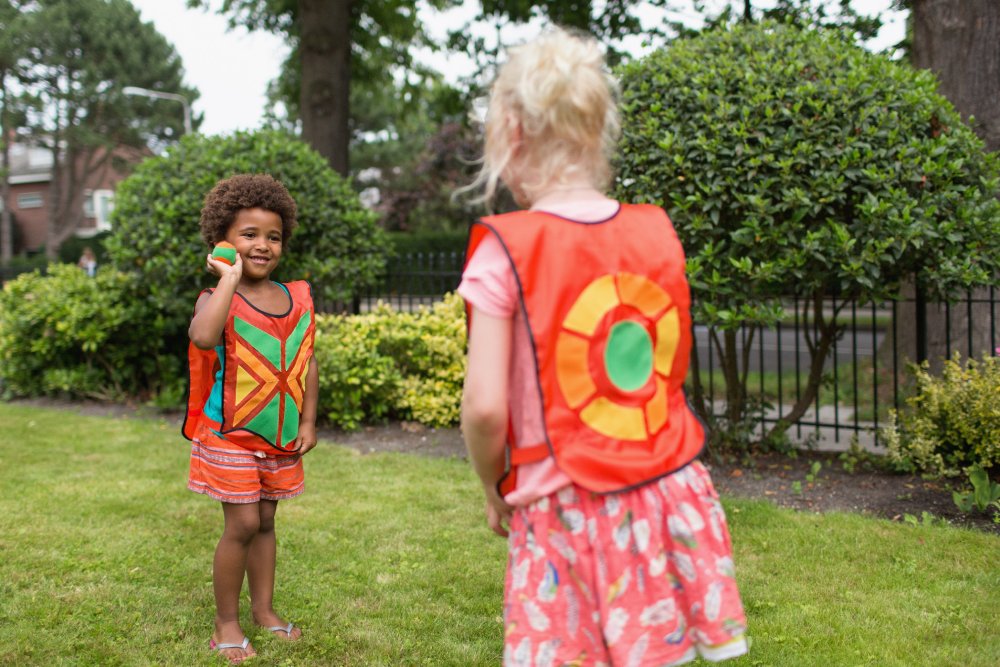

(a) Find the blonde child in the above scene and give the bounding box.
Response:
[459,29,748,666]
[185,174,318,664]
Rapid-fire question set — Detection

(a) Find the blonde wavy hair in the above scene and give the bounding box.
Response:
[467,27,620,206]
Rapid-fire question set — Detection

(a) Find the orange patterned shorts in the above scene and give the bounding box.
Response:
[187,423,304,504]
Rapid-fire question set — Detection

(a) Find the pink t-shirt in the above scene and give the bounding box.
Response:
[458,232,571,506]
[458,198,621,506]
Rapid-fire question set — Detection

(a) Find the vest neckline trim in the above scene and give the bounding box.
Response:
[234,281,293,318]
[527,202,623,225]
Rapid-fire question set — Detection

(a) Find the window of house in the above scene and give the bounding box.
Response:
[83,190,95,218]
[17,192,43,209]
[92,189,115,231]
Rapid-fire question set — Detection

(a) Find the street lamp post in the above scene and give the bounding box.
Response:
[122,86,192,135]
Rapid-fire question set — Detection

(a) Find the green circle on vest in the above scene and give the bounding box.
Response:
[604,320,653,392]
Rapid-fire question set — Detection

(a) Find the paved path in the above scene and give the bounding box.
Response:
[693,326,885,373]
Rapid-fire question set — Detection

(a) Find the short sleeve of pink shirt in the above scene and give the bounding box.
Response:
[458,232,572,506]
[456,233,517,319]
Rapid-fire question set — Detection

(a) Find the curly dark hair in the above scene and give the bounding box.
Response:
[199,173,298,246]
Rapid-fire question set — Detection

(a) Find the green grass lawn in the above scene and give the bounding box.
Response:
[1,403,997,666]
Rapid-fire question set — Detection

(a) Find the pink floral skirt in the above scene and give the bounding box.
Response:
[503,461,747,666]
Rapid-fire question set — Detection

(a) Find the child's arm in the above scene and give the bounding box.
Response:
[461,308,515,537]
[295,356,319,455]
[189,254,243,349]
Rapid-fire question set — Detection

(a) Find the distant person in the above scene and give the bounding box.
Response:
[184,174,318,665]
[458,28,748,665]
[77,246,97,277]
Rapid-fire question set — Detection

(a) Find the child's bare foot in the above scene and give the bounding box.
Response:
[211,620,256,664]
[252,610,302,641]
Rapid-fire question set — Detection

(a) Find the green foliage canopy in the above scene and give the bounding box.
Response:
[616,21,1000,332]
[616,21,1000,446]
[192,0,464,175]
[19,0,198,152]
[105,130,388,346]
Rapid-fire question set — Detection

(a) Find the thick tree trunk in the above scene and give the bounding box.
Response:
[912,0,1000,152]
[45,138,61,261]
[887,1,1000,370]
[0,68,12,266]
[45,147,111,261]
[299,0,351,176]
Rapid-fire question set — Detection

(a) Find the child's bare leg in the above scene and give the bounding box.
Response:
[213,502,259,662]
[247,499,302,639]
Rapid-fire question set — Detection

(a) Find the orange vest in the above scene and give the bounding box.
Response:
[183,281,315,454]
[465,204,705,494]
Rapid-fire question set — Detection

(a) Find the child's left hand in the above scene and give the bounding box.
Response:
[295,422,317,455]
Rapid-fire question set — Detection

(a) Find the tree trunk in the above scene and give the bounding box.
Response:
[0,67,12,266]
[887,0,1000,370]
[44,145,110,261]
[912,0,1000,152]
[299,0,351,176]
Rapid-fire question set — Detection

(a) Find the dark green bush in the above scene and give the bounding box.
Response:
[0,254,47,285]
[388,230,469,256]
[58,231,112,266]
[615,22,1000,444]
[104,130,390,361]
[617,20,1000,311]
[0,264,175,399]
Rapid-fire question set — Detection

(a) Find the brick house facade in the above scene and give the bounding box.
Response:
[3,142,134,254]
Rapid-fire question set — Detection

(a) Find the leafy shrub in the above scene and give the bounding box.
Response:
[0,264,174,400]
[377,293,467,427]
[314,313,401,431]
[615,21,1000,444]
[104,129,390,366]
[313,293,466,430]
[881,354,1000,476]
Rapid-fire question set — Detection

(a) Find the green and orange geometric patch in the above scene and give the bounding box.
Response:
[228,310,312,449]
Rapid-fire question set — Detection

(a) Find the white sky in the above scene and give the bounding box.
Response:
[129,0,906,137]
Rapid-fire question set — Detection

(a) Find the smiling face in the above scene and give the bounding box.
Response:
[224,207,283,282]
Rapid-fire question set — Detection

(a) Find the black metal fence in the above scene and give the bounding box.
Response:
[324,251,999,448]
[315,251,465,313]
[693,288,998,449]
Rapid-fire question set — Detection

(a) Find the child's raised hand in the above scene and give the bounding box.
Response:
[206,252,242,280]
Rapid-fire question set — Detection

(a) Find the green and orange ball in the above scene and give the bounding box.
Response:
[211,241,237,266]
